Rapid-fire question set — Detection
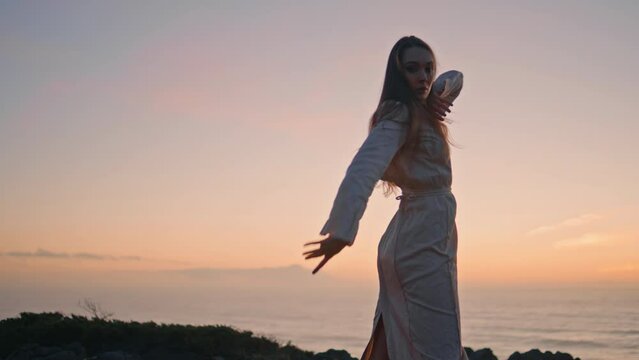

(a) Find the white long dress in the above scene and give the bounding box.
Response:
[319,100,468,360]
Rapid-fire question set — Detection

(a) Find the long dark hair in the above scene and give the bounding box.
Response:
[369,35,453,196]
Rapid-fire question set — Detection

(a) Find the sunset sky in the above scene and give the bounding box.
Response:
[1,1,638,287]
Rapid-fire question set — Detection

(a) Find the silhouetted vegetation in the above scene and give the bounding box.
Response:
[77,298,114,321]
[0,312,316,360]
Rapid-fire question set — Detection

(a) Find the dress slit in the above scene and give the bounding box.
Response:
[361,313,390,360]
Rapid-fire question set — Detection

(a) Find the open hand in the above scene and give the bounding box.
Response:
[425,94,453,121]
[303,236,347,274]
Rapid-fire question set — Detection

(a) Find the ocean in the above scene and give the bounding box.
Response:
[1,270,637,360]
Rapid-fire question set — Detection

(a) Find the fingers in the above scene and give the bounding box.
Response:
[312,256,331,274]
[305,253,323,260]
[426,100,446,117]
[426,108,445,121]
[428,107,450,120]
[304,248,324,258]
[303,239,324,246]
[434,108,447,119]
[433,101,451,115]
[438,98,453,108]
[304,243,330,259]
[303,237,329,259]
[432,97,453,112]
[432,96,452,107]
[302,237,340,274]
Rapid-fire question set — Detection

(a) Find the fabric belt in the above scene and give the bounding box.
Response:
[395,187,452,200]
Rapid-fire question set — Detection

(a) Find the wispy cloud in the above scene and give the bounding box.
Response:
[1,248,142,261]
[527,213,602,237]
[552,233,610,249]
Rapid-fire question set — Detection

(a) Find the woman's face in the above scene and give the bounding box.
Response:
[400,46,434,102]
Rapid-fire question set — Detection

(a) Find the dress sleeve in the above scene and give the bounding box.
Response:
[319,101,410,246]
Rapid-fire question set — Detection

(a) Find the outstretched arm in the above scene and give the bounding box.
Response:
[319,101,411,246]
[303,101,410,274]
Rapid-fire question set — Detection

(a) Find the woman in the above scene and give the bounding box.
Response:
[303,35,467,360]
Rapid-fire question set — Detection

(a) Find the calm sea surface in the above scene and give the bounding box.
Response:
[1,282,637,360]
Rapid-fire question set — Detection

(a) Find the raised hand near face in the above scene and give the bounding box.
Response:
[425,94,453,121]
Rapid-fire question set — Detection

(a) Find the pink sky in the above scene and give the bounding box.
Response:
[1,1,638,286]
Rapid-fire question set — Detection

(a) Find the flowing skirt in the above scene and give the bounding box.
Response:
[361,189,469,360]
